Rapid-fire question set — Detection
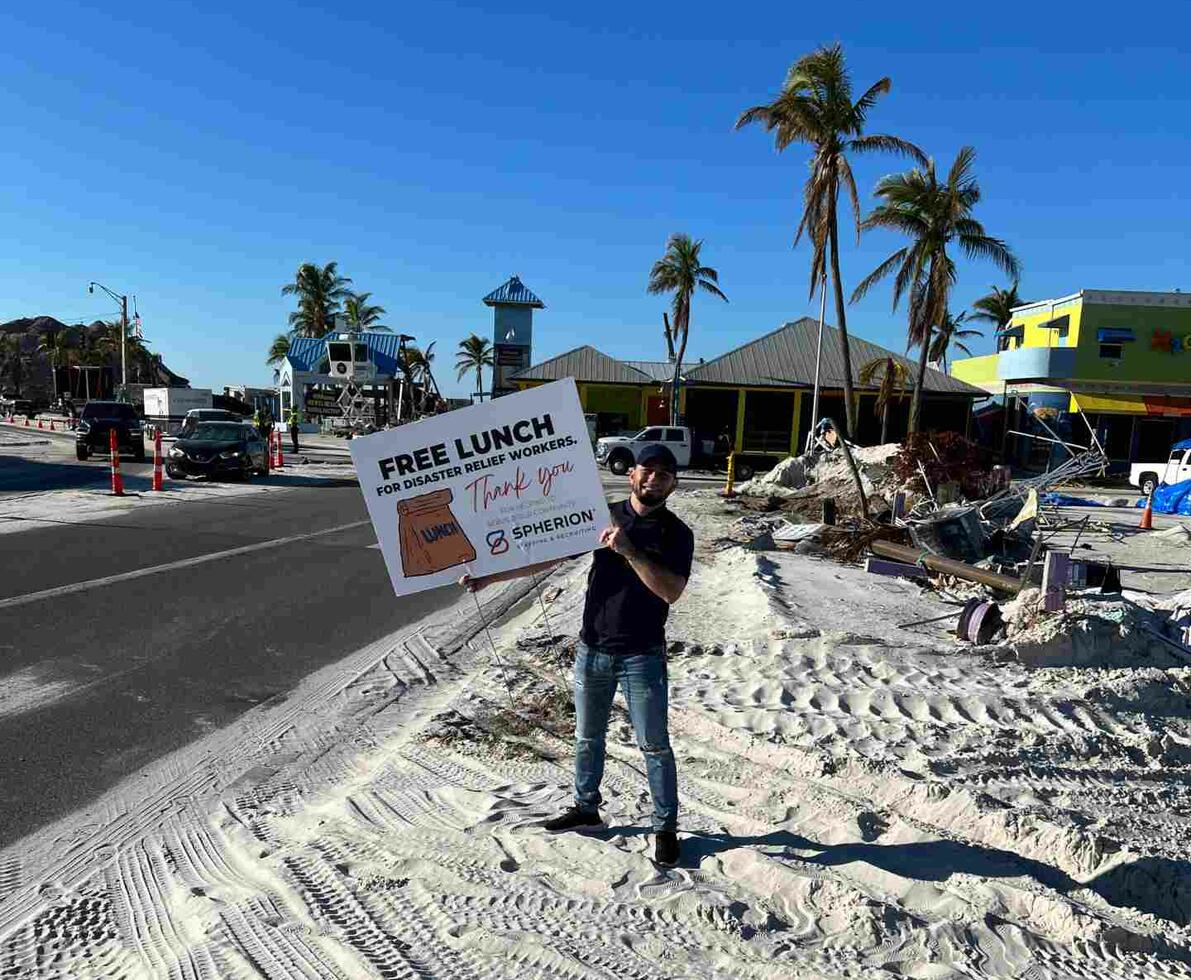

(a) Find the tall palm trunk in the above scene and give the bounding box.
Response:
[475,365,482,399]
[880,401,890,444]
[670,304,689,426]
[828,208,857,438]
[908,327,932,436]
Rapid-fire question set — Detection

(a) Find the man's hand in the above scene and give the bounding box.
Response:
[599,524,637,560]
[458,573,489,593]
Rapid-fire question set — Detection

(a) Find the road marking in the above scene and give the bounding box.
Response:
[0,519,371,611]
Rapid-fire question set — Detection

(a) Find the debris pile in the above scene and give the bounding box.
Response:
[738,441,904,519]
[725,422,1191,666]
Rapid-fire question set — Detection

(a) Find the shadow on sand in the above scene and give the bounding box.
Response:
[590,825,1191,933]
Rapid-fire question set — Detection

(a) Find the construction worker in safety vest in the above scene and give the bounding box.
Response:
[287,406,302,454]
[252,408,263,434]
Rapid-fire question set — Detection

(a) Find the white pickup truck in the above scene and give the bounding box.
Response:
[593,425,773,481]
[1131,439,1191,495]
[595,426,694,475]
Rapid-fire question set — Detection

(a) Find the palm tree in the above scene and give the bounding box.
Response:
[736,44,924,436]
[857,355,912,444]
[266,333,292,367]
[281,262,352,338]
[852,147,1020,434]
[646,233,727,424]
[970,282,1025,345]
[74,328,102,399]
[405,341,439,413]
[0,335,29,397]
[929,311,983,372]
[342,291,386,332]
[37,326,65,400]
[455,334,494,399]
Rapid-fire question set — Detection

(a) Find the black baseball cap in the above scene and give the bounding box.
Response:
[635,444,678,474]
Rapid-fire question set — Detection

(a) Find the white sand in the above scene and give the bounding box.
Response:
[2,490,1190,977]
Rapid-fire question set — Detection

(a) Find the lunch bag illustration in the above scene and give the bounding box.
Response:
[397,488,477,577]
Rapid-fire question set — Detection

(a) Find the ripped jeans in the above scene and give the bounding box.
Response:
[572,642,677,832]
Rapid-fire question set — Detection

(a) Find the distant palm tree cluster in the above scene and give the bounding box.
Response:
[1,321,163,401]
[652,43,1022,438]
[268,261,387,368]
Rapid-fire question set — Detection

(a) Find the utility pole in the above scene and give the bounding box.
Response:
[120,294,129,390]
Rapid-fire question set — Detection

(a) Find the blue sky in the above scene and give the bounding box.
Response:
[2,0,1189,396]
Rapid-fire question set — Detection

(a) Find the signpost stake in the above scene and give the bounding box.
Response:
[471,590,518,710]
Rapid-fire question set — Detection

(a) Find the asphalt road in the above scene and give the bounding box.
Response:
[0,471,460,849]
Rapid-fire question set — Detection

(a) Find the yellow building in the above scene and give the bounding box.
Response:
[951,289,1191,465]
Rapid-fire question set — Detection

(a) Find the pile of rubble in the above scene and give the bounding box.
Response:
[737,441,904,520]
[728,427,1191,668]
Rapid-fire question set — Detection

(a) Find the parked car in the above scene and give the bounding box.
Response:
[177,408,244,438]
[75,401,145,461]
[166,422,269,481]
[594,424,779,481]
[1131,439,1191,496]
[1,397,34,417]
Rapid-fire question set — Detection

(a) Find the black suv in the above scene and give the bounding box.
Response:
[76,401,145,461]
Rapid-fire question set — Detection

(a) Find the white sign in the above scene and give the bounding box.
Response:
[350,378,609,597]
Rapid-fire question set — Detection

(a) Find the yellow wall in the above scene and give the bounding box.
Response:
[1015,297,1083,349]
[951,353,1001,388]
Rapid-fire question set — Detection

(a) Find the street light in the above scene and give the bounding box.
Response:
[88,281,129,396]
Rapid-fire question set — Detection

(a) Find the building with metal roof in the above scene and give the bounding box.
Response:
[482,276,545,308]
[686,318,977,395]
[511,318,985,452]
[485,276,545,398]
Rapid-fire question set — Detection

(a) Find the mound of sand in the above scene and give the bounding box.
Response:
[1004,588,1189,668]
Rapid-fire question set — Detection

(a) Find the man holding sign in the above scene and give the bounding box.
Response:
[463,443,692,868]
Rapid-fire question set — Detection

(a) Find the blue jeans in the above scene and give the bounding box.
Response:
[573,642,677,832]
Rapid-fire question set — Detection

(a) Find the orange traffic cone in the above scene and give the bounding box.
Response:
[110,429,125,496]
[151,431,163,491]
[1139,492,1154,530]
[37,418,43,429]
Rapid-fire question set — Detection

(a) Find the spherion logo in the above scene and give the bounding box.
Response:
[486,529,509,555]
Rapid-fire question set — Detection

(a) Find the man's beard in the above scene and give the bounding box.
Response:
[634,486,668,506]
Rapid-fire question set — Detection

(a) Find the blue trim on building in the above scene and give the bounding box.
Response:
[482,276,544,308]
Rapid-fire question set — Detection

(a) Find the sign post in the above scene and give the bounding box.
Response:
[350,379,609,598]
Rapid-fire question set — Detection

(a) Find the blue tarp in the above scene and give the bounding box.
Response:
[1136,478,1191,516]
[1042,492,1106,508]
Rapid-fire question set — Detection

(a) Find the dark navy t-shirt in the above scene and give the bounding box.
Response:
[580,499,694,653]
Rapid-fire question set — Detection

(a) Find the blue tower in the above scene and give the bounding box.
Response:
[483,275,544,397]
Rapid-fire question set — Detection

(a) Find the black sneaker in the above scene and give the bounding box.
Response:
[543,806,604,833]
[654,831,679,867]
